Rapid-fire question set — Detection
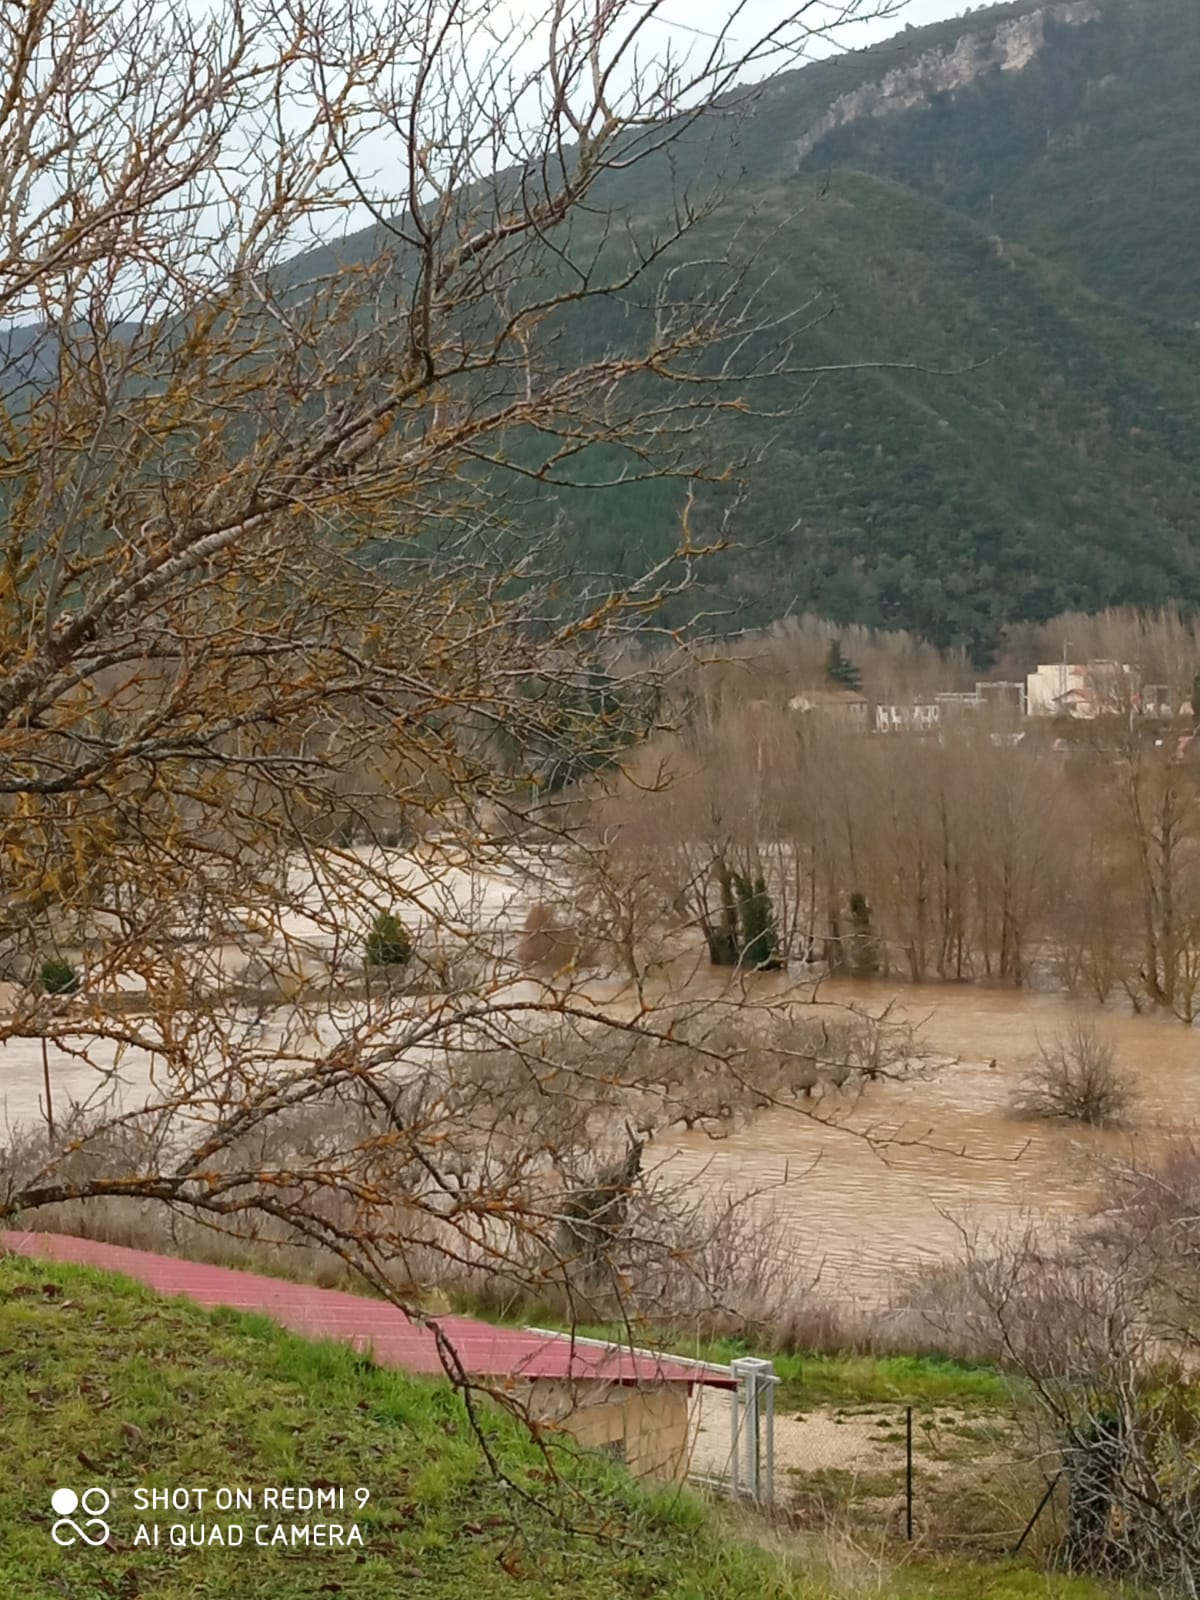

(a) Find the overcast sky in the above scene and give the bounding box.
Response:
[724,0,1003,74]
[855,0,990,44]
[592,0,1007,104]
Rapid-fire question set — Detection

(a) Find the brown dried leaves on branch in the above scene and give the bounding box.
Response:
[0,0,897,1343]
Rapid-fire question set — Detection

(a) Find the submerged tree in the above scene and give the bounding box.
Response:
[735,873,783,971]
[847,891,879,976]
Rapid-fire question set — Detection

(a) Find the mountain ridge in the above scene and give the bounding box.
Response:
[551,0,1200,652]
[7,0,1198,658]
[792,0,1099,164]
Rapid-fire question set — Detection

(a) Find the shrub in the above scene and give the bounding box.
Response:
[734,873,782,971]
[515,902,578,971]
[364,909,412,968]
[1011,1018,1133,1127]
[39,957,80,996]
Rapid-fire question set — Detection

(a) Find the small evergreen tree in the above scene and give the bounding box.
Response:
[707,863,783,970]
[364,910,412,968]
[706,860,741,967]
[848,891,879,975]
[39,957,80,995]
[733,873,782,971]
[825,638,862,692]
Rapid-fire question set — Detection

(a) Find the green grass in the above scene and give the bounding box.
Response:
[876,1563,1127,1600]
[0,1257,1116,1600]
[0,1256,804,1600]
[511,1317,1013,1413]
[768,1353,1012,1414]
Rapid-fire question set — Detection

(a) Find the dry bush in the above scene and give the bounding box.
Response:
[1090,1142,1200,1337]
[895,1197,1200,1591]
[751,1298,882,1359]
[471,1165,837,1339]
[898,1220,1139,1373]
[1010,1019,1134,1127]
[1,1101,174,1203]
[515,903,580,973]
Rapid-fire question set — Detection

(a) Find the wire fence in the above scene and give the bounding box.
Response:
[688,1371,1069,1560]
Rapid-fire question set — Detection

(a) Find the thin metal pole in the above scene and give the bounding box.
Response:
[905,1406,913,1540]
[41,1035,54,1140]
[729,1368,741,1495]
[1012,1470,1063,1557]
[764,1372,775,1505]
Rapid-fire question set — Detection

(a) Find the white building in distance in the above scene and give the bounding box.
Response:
[1026,661,1135,719]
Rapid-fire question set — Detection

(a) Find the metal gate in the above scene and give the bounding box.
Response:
[727,1355,779,1503]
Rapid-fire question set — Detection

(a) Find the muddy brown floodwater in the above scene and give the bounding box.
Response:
[655,977,1200,1308]
[5,928,1200,1310]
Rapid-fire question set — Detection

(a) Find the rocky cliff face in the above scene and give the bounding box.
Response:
[794,2,1098,163]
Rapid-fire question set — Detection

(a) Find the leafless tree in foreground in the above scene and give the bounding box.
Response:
[0,0,907,1421]
[901,1155,1200,1594]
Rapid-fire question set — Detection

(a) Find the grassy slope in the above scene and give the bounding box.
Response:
[3,1255,799,1600]
[2,1256,1112,1600]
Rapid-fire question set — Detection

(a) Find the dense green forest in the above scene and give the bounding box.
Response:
[799,0,1200,328]
[298,0,1200,656]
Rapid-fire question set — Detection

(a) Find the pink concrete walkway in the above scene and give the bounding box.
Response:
[2,1231,733,1390]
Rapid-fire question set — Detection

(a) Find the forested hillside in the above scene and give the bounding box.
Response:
[295,0,1200,655]
[547,167,1200,651]
[797,0,1200,328]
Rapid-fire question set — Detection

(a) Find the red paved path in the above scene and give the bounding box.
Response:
[1,1231,733,1389]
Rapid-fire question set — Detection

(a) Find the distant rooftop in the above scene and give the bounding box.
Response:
[788,687,868,707]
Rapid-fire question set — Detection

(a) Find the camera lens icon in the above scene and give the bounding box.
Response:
[50,1486,111,1546]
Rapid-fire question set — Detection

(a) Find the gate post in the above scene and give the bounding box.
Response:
[729,1356,779,1503]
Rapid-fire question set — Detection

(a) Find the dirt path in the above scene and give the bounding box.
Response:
[689,1386,1020,1491]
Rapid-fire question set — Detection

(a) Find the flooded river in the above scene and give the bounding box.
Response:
[659,978,1200,1306]
[3,893,1199,1308]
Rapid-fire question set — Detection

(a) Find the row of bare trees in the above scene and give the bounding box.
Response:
[582,697,1200,1019]
[698,604,1200,720]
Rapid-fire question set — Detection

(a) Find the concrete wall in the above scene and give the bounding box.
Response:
[526,1378,695,1481]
